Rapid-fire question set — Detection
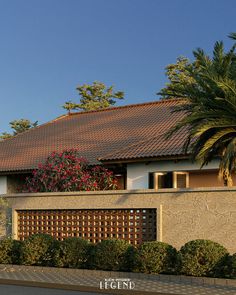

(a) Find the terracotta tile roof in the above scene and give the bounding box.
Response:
[0,99,188,172]
[99,128,188,162]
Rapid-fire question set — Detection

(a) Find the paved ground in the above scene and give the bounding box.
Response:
[0,265,236,295]
[0,285,103,295]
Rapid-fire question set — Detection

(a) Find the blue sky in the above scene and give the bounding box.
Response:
[0,0,235,132]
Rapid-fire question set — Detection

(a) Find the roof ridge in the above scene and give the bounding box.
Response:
[0,99,184,143]
[63,98,185,117]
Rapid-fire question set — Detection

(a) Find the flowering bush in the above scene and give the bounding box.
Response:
[21,149,118,192]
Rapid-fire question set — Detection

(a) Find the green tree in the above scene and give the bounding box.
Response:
[159,56,197,99]
[62,101,80,114]
[0,133,13,140]
[63,81,124,113]
[0,119,38,140]
[159,33,236,185]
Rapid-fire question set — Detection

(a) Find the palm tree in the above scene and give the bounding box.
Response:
[159,33,236,186]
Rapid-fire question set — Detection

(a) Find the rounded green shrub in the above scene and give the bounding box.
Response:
[130,241,178,274]
[227,254,236,278]
[219,253,236,278]
[20,234,59,266]
[88,239,132,271]
[53,237,90,268]
[12,240,23,265]
[0,238,14,264]
[0,238,23,265]
[179,239,228,277]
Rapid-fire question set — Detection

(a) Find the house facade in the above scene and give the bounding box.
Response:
[0,99,228,193]
[1,99,236,251]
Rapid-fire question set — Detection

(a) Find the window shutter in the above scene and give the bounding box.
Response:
[174,172,189,188]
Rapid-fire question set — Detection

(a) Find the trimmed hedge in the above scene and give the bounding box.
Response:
[0,235,234,279]
[11,240,22,264]
[53,237,90,268]
[0,238,22,264]
[20,234,59,266]
[130,241,178,274]
[220,253,236,279]
[87,239,132,271]
[227,254,236,278]
[179,239,228,277]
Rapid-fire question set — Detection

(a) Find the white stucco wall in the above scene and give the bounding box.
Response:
[0,176,7,195]
[127,160,219,189]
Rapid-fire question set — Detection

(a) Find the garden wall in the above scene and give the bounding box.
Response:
[5,187,236,253]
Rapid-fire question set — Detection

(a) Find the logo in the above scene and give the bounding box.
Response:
[99,278,135,290]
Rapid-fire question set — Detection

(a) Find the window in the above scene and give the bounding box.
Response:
[149,171,189,189]
[173,172,189,188]
[154,172,173,189]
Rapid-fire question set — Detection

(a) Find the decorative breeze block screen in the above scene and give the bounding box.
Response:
[17,208,157,244]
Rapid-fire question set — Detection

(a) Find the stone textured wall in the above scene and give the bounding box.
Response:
[0,210,6,239]
[6,187,236,253]
[0,198,11,239]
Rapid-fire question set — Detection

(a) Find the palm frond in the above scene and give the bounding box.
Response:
[229,32,236,41]
[162,34,236,185]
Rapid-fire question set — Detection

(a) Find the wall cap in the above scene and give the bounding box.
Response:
[4,186,236,198]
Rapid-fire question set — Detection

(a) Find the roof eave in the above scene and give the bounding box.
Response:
[100,154,190,165]
[0,169,33,175]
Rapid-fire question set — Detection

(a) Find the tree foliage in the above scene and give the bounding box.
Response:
[0,119,38,140]
[159,56,197,99]
[0,133,13,140]
[63,81,124,113]
[159,33,236,185]
[21,149,118,192]
[62,101,80,114]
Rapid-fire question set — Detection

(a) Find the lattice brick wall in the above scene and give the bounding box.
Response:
[17,209,156,244]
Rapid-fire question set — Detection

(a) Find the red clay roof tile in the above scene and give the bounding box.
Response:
[0,99,187,172]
